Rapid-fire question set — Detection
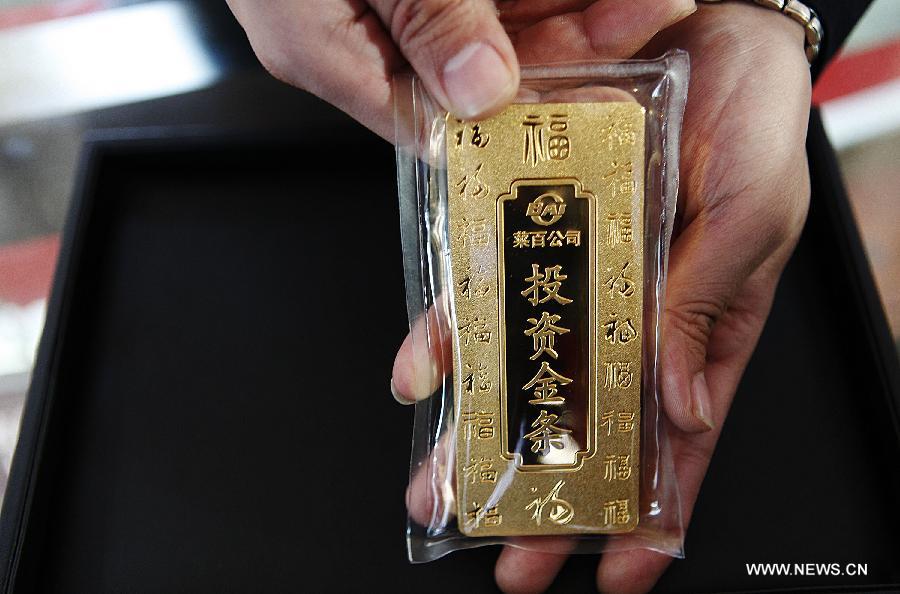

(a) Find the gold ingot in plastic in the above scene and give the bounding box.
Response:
[448,103,644,536]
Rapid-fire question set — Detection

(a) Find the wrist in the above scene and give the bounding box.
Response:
[693,1,810,64]
[685,0,809,79]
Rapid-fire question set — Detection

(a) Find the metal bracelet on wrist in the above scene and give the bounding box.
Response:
[698,0,824,65]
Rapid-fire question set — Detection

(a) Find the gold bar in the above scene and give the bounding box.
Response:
[448,102,645,536]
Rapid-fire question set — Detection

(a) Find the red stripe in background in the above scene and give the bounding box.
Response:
[814,38,900,105]
[0,0,105,30]
[0,235,59,306]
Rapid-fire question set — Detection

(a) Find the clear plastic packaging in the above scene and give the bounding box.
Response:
[395,51,689,563]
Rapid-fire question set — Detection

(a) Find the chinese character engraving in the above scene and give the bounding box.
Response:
[600,410,614,435]
[524,409,571,454]
[461,410,495,439]
[600,116,637,150]
[522,114,570,166]
[604,361,634,389]
[456,163,490,200]
[603,160,636,198]
[458,316,492,346]
[603,314,638,345]
[458,264,491,300]
[524,311,570,360]
[462,457,498,484]
[513,230,531,249]
[617,412,636,432]
[547,134,570,160]
[522,361,572,405]
[470,124,490,148]
[465,502,502,529]
[514,230,583,248]
[602,454,632,481]
[522,115,545,166]
[455,123,490,148]
[525,480,574,526]
[602,499,631,525]
[600,410,637,435]
[463,361,492,394]
[455,217,490,248]
[605,262,636,298]
[606,213,633,246]
[522,264,573,306]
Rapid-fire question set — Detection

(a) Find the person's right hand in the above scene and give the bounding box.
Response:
[225,0,696,140]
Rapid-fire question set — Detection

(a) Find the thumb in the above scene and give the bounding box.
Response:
[660,212,774,434]
[372,0,519,119]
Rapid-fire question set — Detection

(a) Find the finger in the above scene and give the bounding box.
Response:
[227,0,402,140]
[498,0,594,29]
[594,421,721,593]
[593,391,721,593]
[596,548,675,594]
[495,538,572,593]
[370,0,519,119]
[391,302,452,403]
[511,0,696,64]
[596,260,792,592]
[660,161,808,434]
[406,429,454,527]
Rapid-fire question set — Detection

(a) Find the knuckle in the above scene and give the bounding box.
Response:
[390,0,469,49]
[251,42,303,90]
[752,173,811,248]
[259,55,290,86]
[674,438,715,473]
[666,297,727,359]
[778,167,811,239]
[240,24,320,94]
[703,166,810,253]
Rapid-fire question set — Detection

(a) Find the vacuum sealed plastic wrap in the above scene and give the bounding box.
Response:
[395,51,689,563]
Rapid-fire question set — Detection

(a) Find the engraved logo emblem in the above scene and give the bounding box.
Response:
[525,192,566,226]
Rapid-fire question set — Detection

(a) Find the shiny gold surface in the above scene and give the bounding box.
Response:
[448,102,645,536]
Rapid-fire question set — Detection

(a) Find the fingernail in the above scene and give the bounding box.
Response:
[691,371,714,430]
[391,378,414,406]
[443,42,516,119]
[407,345,441,399]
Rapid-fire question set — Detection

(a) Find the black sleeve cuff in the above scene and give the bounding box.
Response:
[804,0,875,79]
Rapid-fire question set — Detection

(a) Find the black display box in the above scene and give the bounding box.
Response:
[0,112,897,593]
